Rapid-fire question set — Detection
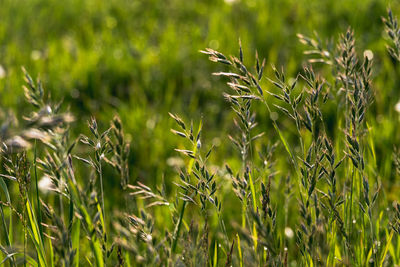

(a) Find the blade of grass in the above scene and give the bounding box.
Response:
[248,172,258,251]
[48,237,54,267]
[26,199,47,267]
[237,234,243,267]
[0,205,15,267]
[125,252,131,267]
[33,141,44,242]
[366,122,376,166]
[85,257,94,267]
[0,177,13,251]
[95,196,105,236]
[213,241,218,267]
[66,179,104,267]
[387,228,398,264]
[72,220,80,267]
[379,230,394,266]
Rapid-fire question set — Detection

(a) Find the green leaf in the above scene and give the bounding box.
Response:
[380,230,394,267]
[26,199,47,267]
[48,237,54,267]
[237,234,243,267]
[67,179,104,267]
[213,242,218,267]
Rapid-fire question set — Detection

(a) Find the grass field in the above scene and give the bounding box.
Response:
[1,0,400,266]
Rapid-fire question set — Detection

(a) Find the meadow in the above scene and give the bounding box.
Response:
[1,0,400,266]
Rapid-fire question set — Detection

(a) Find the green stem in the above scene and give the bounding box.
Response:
[69,198,74,229]
[99,161,105,229]
[171,121,201,254]
[0,205,15,267]
[172,201,186,253]
[0,206,10,246]
[34,141,43,242]
[368,208,377,265]
[98,158,107,254]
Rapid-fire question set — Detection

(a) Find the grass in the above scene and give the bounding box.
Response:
[1,1,400,266]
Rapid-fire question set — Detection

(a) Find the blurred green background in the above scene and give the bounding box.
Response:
[1,0,400,202]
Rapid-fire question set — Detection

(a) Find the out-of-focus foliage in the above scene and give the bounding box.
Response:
[1,0,398,184]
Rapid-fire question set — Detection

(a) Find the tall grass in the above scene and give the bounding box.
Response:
[1,5,400,267]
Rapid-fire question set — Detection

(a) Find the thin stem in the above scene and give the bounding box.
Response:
[33,141,43,241]
[368,208,376,264]
[172,201,186,253]
[99,160,106,232]
[59,190,64,224]
[171,123,201,254]
[23,197,27,267]
[0,205,15,267]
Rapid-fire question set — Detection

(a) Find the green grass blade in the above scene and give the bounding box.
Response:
[272,122,293,162]
[48,237,54,267]
[72,219,81,267]
[0,177,13,252]
[85,257,94,267]
[95,196,105,237]
[124,252,131,267]
[67,179,104,267]
[0,177,10,202]
[33,141,44,242]
[248,172,258,213]
[366,122,376,165]
[0,206,10,247]
[380,230,394,266]
[26,199,47,267]
[248,172,258,251]
[213,241,218,267]
[237,233,243,267]
[172,202,186,253]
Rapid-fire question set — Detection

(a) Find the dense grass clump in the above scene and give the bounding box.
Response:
[3,3,400,267]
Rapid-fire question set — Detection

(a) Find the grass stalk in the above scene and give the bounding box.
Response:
[33,141,43,242]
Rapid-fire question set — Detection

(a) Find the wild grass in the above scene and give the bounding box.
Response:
[2,5,400,267]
